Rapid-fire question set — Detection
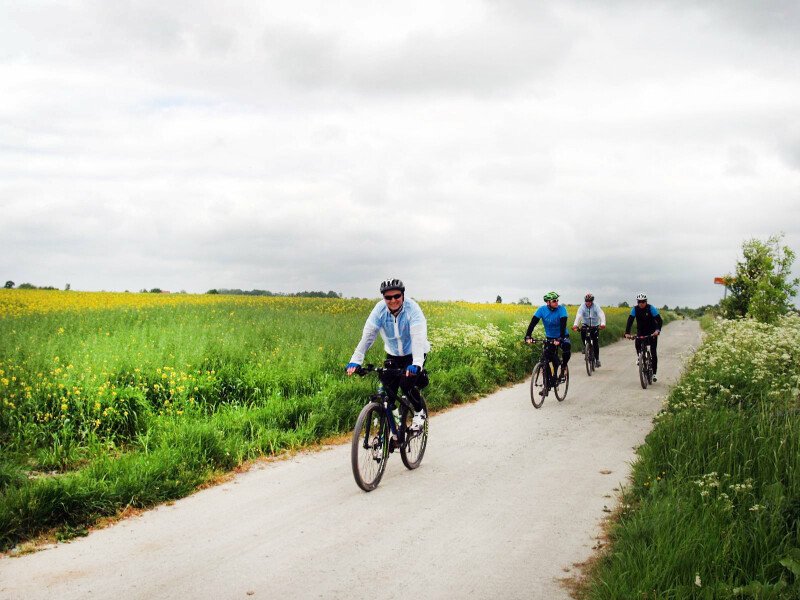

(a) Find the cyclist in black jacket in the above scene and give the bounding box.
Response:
[624,292,663,381]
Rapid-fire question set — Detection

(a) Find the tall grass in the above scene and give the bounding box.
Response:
[584,315,800,599]
[0,291,640,549]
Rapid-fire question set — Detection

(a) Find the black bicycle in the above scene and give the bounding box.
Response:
[527,338,569,408]
[630,334,655,389]
[350,365,429,491]
[580,325,600,376]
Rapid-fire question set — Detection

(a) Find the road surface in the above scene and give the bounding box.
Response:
[0,319,701,600]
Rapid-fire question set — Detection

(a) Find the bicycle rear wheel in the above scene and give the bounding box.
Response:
[530,363,545,409]
[555,366,569,401]
[351,401,389,491]
[638,353,648,389]
[400,396,428,470]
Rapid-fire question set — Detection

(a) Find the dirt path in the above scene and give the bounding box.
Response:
[0,320,701,600]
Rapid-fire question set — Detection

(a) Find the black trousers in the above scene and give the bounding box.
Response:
[580,327,600,359]
[544,339,571,373]
[382,354,425,412]
[635,337,658,373]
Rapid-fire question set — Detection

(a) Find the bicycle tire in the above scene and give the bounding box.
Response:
[638,352,648,389]
[400,396,429,470]
[585,344,593,376]
[646,349,654,384]
[530,363,545,409]
[555,366,569,401]
[351,401,389,491]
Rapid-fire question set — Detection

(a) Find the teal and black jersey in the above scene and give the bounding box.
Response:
[626,304,663,336]
[526,304,568,339]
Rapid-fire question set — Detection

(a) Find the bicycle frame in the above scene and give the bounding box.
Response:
[358,366,420,448]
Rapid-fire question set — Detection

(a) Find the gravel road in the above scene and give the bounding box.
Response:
[0,319,701,600]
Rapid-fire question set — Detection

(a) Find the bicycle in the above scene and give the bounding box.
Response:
[629,334,655,389]
[580,325,600,376]
[350,364,429,491]
[526,338,569,408]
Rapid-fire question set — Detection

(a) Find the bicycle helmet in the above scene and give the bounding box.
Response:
[543,291,559,302]
[584,293,594,302]
[636,292,647,301]
[379,279,405,294]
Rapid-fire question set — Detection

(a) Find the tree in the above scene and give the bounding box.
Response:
[517,297,532,305]
[496,295,502,303]
[720,233,798,324]
[207,289,219,294]
[4,281,13,289]
[618,301,629,308]
[65,283,71,291]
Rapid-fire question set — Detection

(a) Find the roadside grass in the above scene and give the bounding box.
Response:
[582,314,800,599]
[0,290,652,550]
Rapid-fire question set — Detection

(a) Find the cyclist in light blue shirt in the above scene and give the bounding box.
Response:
[346,279,430,429]
[524,291,571,381]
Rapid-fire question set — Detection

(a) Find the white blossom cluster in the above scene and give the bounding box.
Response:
[665,314,800,413]
[429,323,505,357]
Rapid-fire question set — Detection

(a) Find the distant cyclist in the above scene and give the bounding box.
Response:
[624,292,663,381]
[524,291,571,382]
[572,293,606,367]
[346,279,430,430]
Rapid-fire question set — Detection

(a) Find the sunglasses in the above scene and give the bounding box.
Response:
[638,300,647,303]
[383,293,403,300]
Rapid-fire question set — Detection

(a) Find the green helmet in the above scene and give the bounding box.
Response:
[543,291,559,302]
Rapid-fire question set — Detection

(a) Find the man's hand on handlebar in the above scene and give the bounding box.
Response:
[346,362,360,376]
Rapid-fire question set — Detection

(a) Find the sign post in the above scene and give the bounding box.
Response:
[714,277,729,299]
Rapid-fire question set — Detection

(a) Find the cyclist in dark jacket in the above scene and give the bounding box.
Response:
[624,292,663,381]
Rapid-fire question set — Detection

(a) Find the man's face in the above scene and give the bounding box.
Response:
[547,299,559,309]
[585,300,593,307]
[383,290,404,311]
[638,299,647,307]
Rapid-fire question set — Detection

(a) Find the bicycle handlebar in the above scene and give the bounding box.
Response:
[354,364,407,377]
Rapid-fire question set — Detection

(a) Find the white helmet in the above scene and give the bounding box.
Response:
[636,292,647,301]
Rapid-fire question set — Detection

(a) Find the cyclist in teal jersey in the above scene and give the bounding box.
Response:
[524,291,571,381]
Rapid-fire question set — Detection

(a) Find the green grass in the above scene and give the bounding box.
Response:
[583,315,800,599]
[0,297,646,550]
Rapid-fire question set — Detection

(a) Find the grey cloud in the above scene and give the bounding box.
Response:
[262,14,569,96]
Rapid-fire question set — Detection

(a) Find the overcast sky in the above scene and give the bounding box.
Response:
[1,1,799,307]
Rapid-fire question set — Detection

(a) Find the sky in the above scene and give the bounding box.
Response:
[1,0,799,307]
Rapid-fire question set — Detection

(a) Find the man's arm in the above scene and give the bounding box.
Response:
[407,304,428,367]
[625,315,635,335]
[525,315,540,338]
[559,316,568,338]
[573,305,584,328]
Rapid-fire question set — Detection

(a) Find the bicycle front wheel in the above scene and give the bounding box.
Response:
[530,363,545,408]
[351,401,389,492]
[638,353,648,389]
[585,345,593,376]
[401,396,429,470]
[555,366,569,401]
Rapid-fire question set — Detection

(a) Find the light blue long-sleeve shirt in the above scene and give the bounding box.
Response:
[573,302,606,327]
[349,298,431,367]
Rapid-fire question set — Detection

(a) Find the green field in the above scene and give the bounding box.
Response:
[0,290,640,550]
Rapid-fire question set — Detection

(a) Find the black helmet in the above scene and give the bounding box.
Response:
[584,293,594,302]
[379,279,405,294]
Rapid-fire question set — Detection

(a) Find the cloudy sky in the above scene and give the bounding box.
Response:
[1,0,799,306]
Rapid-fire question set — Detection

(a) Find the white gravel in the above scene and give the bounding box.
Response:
[0,319,701,600]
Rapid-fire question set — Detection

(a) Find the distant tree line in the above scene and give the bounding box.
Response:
[4,281,66,290]
[207,288,343,298]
